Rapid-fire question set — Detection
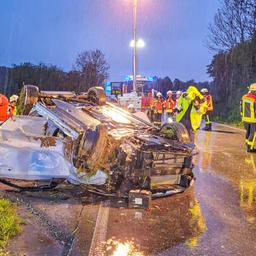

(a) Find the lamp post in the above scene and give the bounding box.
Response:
[132,0,137,92]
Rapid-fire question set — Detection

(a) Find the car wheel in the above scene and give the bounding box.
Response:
[87,87,107,106]
[18,85,39,115]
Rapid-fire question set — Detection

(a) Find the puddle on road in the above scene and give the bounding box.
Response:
[105,239,144,256]
[106,188,207,255]
[105,127,256,256]
[196,128,256,225]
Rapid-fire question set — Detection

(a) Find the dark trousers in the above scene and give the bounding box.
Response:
[244,123,256,141]
[203,112,212,130]
[153,112,162,126]
[244,123,256,149]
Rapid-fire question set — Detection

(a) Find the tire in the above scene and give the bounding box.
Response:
[87,87,107,106]
[160,122,190,143]
[18,85,39,115]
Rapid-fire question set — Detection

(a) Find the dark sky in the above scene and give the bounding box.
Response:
[0,0,220,82]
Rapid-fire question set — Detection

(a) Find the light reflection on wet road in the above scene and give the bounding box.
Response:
[106,123,256,256]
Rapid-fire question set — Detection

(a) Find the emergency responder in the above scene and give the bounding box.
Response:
[8,95,19,117]
[151,92,164,126]
[176,91,182,101]
[164,91,176,115]
[201,88,213,131]
[241,83,256,152]
[175,86,208,142]
[0,94,9,123]
[164,91,176,123]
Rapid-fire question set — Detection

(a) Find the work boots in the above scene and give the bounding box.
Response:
[202,123,212,131]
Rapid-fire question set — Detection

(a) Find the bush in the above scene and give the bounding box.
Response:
[0,199,23,248]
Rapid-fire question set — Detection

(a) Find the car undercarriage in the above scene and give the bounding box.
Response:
[0,85,195,202]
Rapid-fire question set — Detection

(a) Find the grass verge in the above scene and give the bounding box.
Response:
[0,198,23,248]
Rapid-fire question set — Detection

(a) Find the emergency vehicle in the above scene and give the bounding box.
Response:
[105,75,156,112]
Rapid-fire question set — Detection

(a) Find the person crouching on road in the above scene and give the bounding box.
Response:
[0,94,9,124]
[175,86,208,143]
[8,95,19,117]
[201,88,213,131]
[152,92,164,126]
[164,90,176,122]
[241,83,256,152]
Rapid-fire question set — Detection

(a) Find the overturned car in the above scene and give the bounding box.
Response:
[0,85,195,199]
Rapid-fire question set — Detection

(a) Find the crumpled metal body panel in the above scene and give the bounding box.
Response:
[0,116,72,180]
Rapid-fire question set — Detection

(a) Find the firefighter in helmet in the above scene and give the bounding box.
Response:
[9,95,19,117]
[151,92,164,126]
[241,83,256,152]
[164,90,176,122]
[201,88,213,131]
[175,86,208,142]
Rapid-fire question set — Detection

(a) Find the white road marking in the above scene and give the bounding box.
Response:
[88,201,110,256]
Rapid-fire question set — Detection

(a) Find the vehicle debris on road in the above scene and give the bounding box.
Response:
[0,85,196,206]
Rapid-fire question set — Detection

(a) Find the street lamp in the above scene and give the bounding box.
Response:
[130,39,145,48]
[132,0,137,92]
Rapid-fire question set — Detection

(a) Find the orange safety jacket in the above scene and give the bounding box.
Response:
[205,95,213,112]
[152,98,164,113]
[164,97,176,113]
[0,94,9,122]
[141,96,152,112]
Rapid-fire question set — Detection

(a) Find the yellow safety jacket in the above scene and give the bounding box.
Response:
[176,86,207,131]
[190,101,208,130]
[241,93,256,123]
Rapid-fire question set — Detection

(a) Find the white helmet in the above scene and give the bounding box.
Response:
[167,90,172,95]
[10,95,19,102]
[156,92,162,97]
[176,90,182,95]
[128,104,134,109]
[201,88,208,93]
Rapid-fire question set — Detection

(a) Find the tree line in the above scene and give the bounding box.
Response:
[153,77,210,97]
[0,54,209,100]
[0,49,109,97]
[207,0,256,122]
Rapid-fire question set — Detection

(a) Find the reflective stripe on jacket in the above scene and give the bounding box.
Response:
[152,99,164,113]
[164,98,176,113]
[241,93,256,123]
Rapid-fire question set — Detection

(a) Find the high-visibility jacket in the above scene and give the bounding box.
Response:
[141,96,152,112]
[205,95,213,112]
[176,86,207,131]
[0,94,9,122]
[152,98,164,113]
[164,97,176,113]
[9,105,17,116]
[190,101,208,130]
[241,93,256,123]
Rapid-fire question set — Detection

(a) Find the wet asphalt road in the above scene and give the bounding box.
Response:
[4,123,256,256]
[99,123,256,256]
